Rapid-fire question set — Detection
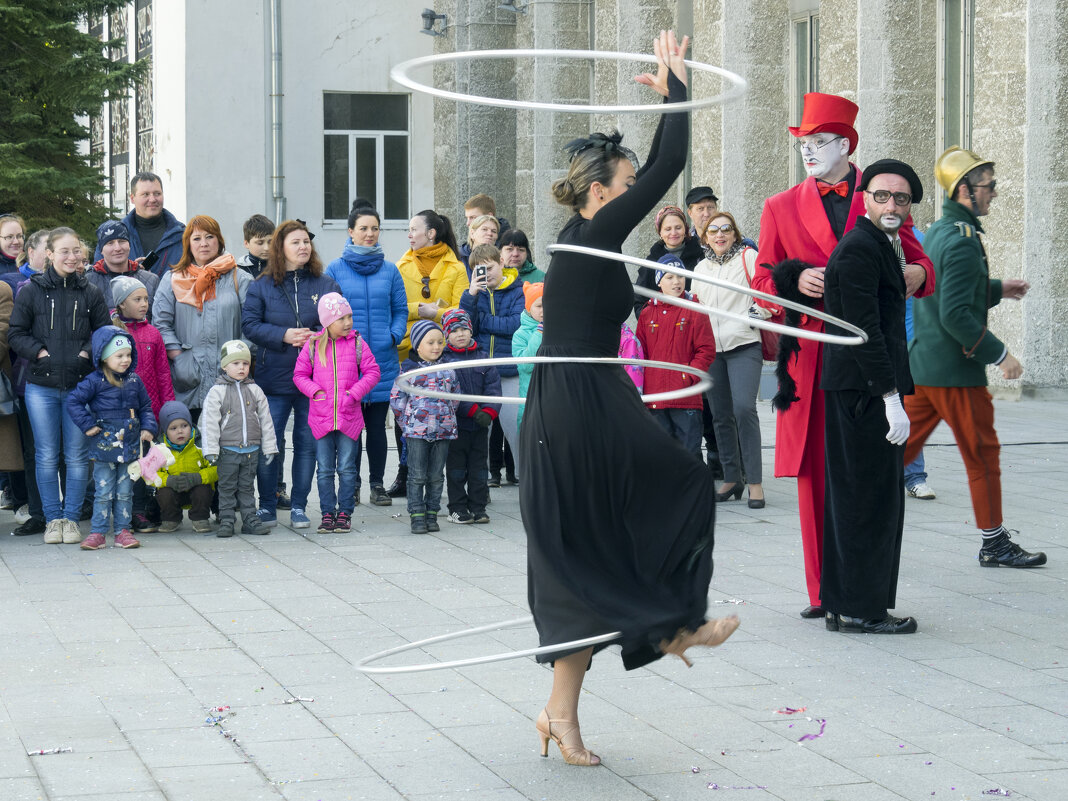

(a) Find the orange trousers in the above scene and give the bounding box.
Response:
[903,385,1002,529]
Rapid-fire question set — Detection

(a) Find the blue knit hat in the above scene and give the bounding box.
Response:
[410,319,441,353]
[655,254,685,286]
[96,220,130,249]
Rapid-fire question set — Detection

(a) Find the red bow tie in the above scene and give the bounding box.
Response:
[817,180,850,198]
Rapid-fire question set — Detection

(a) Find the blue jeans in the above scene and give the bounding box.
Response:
[25,383,89,522]
[904,449,927,490]
[651,408,704,460]
[256,394,314,513]
[90,461,133,533]
[405,438,449,515]
[316,431,359,515]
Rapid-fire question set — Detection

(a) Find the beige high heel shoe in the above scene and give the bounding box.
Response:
[659,615,740,667]
[536,708,601,766]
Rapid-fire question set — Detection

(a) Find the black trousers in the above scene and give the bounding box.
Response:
[217,449,259,523]
[488,417,514,477]
[157,484,213,522]
[821,389,905,619]
[447,427,489,515]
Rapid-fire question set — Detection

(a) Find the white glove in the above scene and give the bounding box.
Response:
[883,392,910,446]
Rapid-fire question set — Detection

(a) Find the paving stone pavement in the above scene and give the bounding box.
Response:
[0,396,1064,801]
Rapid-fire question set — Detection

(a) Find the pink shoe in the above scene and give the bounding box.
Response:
[114,529,140,549]
[80,532,106,550]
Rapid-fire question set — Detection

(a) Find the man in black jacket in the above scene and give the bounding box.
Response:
[819,159,922,635]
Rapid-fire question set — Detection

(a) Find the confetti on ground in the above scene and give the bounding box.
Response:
[982,791,1012,797]
[283,696,314,704]
[715,599,745,605]
[27,747,72,756]
[774,706,807,715]
[797,718,827,742]
[691,766,701,773]
[707,783,768,790]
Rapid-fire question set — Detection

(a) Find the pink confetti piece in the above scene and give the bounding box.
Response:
[797,718,827,742]
[774,706,807,715]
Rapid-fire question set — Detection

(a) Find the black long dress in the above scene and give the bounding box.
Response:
[520,74,717,671]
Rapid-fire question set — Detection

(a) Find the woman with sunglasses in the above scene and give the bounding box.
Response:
[389,210,469,496]
[692,212,775,508]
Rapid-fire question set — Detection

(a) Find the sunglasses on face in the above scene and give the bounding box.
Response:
[705,224,734,233]
[421,277,431,299]
[973,180,997,193]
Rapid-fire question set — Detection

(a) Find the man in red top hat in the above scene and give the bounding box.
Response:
[750,93,936,620]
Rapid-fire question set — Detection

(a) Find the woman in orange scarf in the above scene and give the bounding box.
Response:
[151,215,251,415]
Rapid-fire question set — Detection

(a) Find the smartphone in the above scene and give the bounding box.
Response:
[473,264,488,282]
[140,250,160,271]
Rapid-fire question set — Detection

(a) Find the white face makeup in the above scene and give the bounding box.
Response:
[798,134,850,181]
[863,174,913,235]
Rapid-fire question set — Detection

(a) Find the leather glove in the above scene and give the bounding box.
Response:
[264,453,275,465]
[883,392,910,446]
[473,410,493,429]
[205,453,218,466]
[166,473,192,493]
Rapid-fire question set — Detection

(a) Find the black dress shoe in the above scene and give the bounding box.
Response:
[747,493,765,509]
[979,530,1047,568]
[827,613,918,634]
[715,483,743,502]
[800,605,824,619]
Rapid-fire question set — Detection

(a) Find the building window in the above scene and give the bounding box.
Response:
[323,93,410,224]
[790,7,820,184]
[938,0,973,209]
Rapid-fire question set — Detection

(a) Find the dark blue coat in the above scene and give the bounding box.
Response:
[326,244,407,403]
[241,268,340,397]
[440,342,502,431]
[95,208,186,276]
[458,270,525,377]
[0,253,20,295]
[66,325,157,463]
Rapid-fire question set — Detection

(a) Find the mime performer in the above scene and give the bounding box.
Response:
[750,93,935,619]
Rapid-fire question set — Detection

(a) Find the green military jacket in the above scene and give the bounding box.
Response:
[909,199,1004,387]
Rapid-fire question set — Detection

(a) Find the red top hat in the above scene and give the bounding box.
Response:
[788,93,859,154]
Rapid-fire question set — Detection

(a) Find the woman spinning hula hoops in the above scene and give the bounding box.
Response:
[521,30,738,767]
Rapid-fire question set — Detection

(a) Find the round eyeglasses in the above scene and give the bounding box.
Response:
[793,136,841,155]
[864,190,912,206]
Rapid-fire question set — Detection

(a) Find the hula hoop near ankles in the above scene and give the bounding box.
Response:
[355,617,624,674]
[390,49,747,115]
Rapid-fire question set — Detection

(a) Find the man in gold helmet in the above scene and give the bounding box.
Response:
[904,147,1046,568]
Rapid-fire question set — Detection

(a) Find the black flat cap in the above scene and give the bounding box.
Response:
[685,186,719,206]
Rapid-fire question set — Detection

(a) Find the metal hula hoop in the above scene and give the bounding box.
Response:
[355,616,623,675]
[394,356,712,405]
[546,243,869,346]
[390,49,747,114]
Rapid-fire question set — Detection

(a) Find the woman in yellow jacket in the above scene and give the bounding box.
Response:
[395,210,469,362]
[387,210,469,497]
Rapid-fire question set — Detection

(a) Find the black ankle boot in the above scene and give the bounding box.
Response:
[386,465,408,498]
[979,530,1047,568]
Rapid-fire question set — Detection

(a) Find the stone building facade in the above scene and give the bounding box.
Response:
[431,0,1066,394]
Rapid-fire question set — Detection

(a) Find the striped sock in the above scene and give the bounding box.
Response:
[981,525,1007,541]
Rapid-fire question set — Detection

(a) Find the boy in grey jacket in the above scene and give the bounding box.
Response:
[200,340,278,538]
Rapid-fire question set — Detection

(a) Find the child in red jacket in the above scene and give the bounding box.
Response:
[636,256,716,458]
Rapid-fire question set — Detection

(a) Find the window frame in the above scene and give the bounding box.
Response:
[789,8,821,186]
[321,92,412,230]
[936,0,974,214]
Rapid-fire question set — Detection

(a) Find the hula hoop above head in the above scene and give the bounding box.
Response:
[545,244,870,347]
[354,616,623,675]
[390,49,747,114]
[394,356,713,406]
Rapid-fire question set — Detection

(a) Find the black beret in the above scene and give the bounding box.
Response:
[859,159,923,204]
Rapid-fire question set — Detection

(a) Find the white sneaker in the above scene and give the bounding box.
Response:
[62,519,83,544]
[14,504,31,524]
[907,482,936,500]
[43,520,63,544]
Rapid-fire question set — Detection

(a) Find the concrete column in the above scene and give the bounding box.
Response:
[717,0,791,235]
[817,0,858,100]
[690,0,724,207]
[514,2,593,265]
[972,0,1026,393]
[852,1,938,229]
[1021,0,1068,392]
[432,1,517,230]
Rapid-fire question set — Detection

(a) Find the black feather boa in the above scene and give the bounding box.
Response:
[770,259,821,412]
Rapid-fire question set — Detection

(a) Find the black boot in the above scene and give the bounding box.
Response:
[979,530,1047,568]
[386,465,408,498]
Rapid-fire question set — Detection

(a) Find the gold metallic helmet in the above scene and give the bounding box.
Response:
[935,146,994,196]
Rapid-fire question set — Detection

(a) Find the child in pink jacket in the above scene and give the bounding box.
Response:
[294,293,380,534]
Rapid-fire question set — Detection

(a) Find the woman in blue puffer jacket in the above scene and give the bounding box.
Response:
[241,219,340,528]
[326,204,407,506]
